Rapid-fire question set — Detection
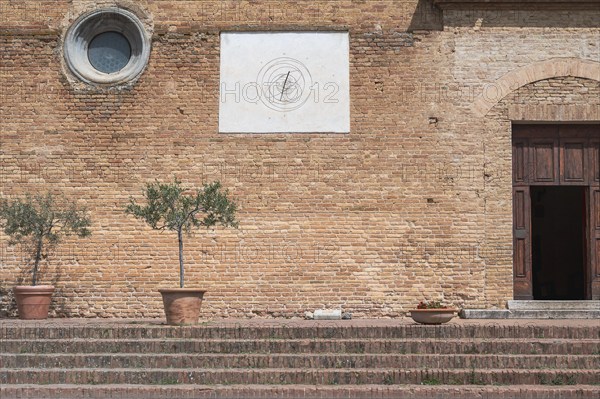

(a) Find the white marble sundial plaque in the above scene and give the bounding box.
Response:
[219,32,350,133]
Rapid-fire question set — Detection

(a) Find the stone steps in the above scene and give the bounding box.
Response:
[0,321,598,398]
[3,338,600,354]
[2,367,599,385]
[2,324,598,339]
[3,353,598,369]
[2,384,599,399]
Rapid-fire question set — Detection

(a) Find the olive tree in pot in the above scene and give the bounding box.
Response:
[0,193,92,319]
[126,179,238,325]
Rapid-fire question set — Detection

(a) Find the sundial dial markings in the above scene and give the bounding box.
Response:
[280,71,291,101]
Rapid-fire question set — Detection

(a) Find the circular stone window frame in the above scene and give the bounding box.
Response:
[64,8,151,85]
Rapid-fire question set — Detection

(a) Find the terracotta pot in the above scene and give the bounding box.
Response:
[158,288,206,325]
[408,308,457,325]
[13,285,55,320]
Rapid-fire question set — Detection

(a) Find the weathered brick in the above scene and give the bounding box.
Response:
[0,1,599,318]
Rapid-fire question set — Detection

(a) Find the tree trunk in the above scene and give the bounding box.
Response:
[178,228,184,288]
[32,236,43,286]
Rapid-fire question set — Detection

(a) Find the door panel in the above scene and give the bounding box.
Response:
[513,139,528,185]
[592,189,600,299]
[513,186,532,299]
[594,190,600,230]
[530,139,559,184]
[560,139,587,184]
[592,138,599,185]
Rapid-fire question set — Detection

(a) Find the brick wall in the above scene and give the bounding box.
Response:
[0,0,599,318]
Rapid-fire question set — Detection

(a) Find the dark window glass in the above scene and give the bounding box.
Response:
[88,31,131,73]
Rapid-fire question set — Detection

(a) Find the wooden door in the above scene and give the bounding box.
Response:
[512,124,599,300]
[513,186,532,299]
[591,188,600,299]
[512,131,532,299]
[591,135,600,299]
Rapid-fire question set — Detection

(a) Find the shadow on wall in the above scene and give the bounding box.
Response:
[421,0,600,29]
[408,0,443,32]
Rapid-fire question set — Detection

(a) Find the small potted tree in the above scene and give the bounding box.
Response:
[0,193,92,319]
[408,300,458,325]
[126,179,238,325]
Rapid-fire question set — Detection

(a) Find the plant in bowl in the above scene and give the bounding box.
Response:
[409,300,458,325]
[0,193,92,319]
[126,178,238,325]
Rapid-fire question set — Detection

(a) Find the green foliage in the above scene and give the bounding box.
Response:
[0,192,92,285]
[549,373,576,386]
[125,179,238,288]
[155,376,180,385]
[421,376,442,385]
[125,179,238,233]
[417,300,449,309]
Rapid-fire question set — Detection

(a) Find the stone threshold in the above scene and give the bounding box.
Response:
[461,300,600,319]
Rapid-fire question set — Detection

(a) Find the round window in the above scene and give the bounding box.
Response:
[88,32,132,73]
[64,8,150,85]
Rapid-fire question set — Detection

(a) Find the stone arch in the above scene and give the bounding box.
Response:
[473,57,600,117]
